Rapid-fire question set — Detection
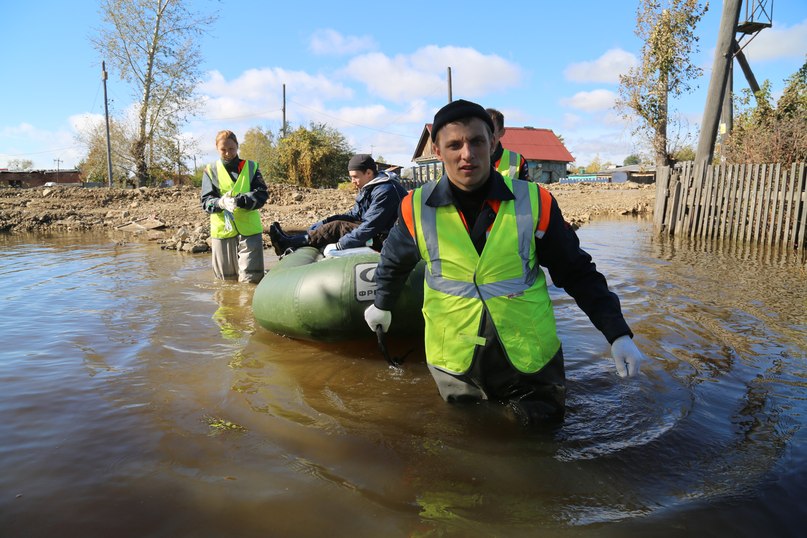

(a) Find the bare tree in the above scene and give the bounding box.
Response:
[93,0,213,186]
[7,159,34,171]
[617,0,708,167]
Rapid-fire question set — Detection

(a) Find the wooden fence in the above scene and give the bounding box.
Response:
[654,162,807,259]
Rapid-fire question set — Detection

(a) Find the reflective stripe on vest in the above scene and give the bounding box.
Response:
[209,160,263,239]
[412,176,561,375]
[496,149,522,179]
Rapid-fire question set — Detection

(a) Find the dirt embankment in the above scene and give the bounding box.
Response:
[0,182,655,251]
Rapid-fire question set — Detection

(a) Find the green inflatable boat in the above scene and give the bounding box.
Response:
[252,246,425,342]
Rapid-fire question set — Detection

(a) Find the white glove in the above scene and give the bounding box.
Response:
[217,194,236,213]
[611,335,643,377]
[364,304,392,333]
[322,243,340,257]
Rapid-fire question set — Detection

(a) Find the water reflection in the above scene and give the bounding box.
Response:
[0,223,805,537]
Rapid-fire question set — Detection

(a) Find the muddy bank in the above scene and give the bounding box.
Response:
[0,182,655,251]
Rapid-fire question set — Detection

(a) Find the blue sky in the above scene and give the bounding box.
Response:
[2,0,805,174]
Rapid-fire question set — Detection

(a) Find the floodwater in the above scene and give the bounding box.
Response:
[1,219,805,538]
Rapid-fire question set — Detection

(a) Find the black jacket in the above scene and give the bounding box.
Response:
[373,169,632,345]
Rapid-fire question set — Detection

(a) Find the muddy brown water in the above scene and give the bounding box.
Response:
[1,218,805,537]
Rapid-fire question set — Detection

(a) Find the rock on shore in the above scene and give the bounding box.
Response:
[0,182,655,252]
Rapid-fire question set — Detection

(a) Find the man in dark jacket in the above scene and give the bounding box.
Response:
[269,154,408,256]
[487,108,529,180]
[364,99,644,426]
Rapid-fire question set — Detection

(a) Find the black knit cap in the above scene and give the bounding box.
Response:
[348,153,376,171]
[430,99,495,142]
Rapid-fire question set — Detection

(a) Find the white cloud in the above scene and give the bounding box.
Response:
[564,49,638,83]
[742,18,807,62]
[68,113,105,134]
[1,122,85,169]
[198,68,354,122]
[602,111,630,127]
[309,29,377,56]
[344,45,522,103]
[562,113,583,131]
[561,89,617,112]
[565,131,634,167]
[493,107,528,126]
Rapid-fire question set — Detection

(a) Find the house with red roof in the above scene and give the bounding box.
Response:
[410,124,574,184]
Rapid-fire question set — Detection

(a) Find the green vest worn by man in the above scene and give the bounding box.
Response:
[208,159,263,239]
[495,149,523,179]
[411,176,561,375]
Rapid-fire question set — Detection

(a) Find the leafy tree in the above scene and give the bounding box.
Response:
[617,0,708,167]
[240,127,276,178]
[7,159,33,171]
[75,118,135,186]
[585,154,603,173]
[271,123,353,188]
[191,167,205,188]
[623,154,642,166]
[724,58,807,163]
[93,0,213,187]
[151,134,197,185]
[671,144,696,163]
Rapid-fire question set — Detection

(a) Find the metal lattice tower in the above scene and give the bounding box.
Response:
[737,0,773,35]
[695,0,774,166]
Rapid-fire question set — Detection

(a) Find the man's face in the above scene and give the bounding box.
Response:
[433,118,494,191]
[349,168,375,190]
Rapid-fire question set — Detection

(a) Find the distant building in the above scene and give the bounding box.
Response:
[562,164,657,185]
[410,124,574,184]
[607,164,656,184]
[0,168,82,188]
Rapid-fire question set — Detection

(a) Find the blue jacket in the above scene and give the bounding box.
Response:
[322,171,408,249]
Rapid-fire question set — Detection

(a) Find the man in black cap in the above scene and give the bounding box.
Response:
[363,99,645,426]
[269,154,408,255]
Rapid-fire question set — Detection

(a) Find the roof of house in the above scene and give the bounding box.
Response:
[412,125,574,163]
[499,127,574,163]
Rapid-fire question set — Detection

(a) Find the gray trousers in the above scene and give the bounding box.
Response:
[211,234,264,283]
[426,311,567,424]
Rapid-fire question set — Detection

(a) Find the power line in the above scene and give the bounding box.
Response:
[5,146,81,158]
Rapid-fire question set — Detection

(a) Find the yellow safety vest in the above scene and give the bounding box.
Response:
[411,176,560,375]
[208,160,263,239]
[496,149,523,179]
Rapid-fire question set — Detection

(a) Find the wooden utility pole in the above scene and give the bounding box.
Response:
[53,158,62,183]
[695,0,742,166]
[102,61,114,188]
[282,84,287,138]
[733,41,761,96]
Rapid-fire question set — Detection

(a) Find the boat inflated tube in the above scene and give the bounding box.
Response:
[252,246,424,341]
